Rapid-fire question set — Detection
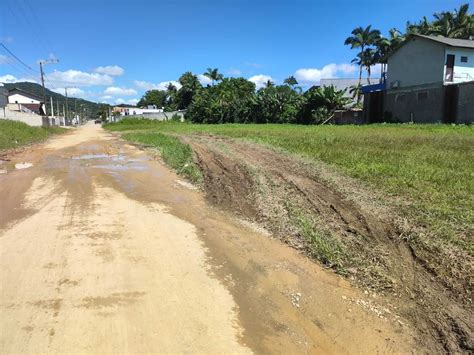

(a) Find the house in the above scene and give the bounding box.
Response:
[113,105,164,117]
[7,88,46,115]
[364,34,474,124]
[0,87,47,126]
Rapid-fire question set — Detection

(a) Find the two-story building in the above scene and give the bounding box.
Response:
[364,34,474,124]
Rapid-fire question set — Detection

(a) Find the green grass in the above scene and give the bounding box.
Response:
[122,131,202,184]
[0,119,66,151]
[106,120,474,254]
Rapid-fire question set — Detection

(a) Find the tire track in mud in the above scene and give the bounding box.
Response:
[182,133,473,353]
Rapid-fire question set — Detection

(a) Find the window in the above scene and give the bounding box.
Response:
[461,56,468,63]
[417,92,428,100]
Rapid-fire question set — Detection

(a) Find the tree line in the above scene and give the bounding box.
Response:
[135,3,472,124]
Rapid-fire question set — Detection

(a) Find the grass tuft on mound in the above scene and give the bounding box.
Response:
[0,119,66,151]
[123,131,202,184]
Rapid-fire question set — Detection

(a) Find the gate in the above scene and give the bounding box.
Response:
[443,85,458,123]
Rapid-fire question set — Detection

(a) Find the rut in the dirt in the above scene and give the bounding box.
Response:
[182,134,473,353]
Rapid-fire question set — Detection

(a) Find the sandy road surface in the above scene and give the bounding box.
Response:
[0,123,421,353]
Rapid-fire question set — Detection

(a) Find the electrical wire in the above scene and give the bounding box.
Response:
[0,43,38,74]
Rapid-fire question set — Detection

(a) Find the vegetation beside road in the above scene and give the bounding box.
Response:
[122,131,202,184]
[107,119,473,350]
[0,120,66,152]
[107,119,474,257]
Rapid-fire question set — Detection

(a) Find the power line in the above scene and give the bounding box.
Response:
[0,43,38,73]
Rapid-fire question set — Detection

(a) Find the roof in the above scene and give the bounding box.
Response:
[382,34,474,62]
[8,88,44,101]
[414,34,474,49]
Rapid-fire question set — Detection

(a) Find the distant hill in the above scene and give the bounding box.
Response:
[3,82,107,118]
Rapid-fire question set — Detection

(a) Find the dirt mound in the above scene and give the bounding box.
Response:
[183,133,473,353]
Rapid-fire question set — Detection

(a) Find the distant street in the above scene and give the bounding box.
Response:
[0,123,419,353]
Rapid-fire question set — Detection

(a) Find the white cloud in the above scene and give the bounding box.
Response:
[197,75,212,86]
[47,69,113,88]
[104,86,137,96]
[227,68,241,76]
[134,80,181,91]
[0,74,37,83]
[244,62,261,68]
[294,63,357,85]
[100,95,113,100]
[0,74,18,83]
[126,98,139,105]
[115,98,125,105]
[248,74,273,89]
[94,65,124,76]
[51,87,85,97]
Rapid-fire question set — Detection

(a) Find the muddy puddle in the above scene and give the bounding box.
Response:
[0,160,34,174]
[70,153,150,172]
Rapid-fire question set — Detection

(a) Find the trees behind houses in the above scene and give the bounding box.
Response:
[344,3,473,89]
[133,3,471,125]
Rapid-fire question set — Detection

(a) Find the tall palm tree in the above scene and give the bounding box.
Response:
[203,68,224,86]
[265,80,274,88]
[284,76,298,87]
[344,25,381,87]
[433,3,473,38]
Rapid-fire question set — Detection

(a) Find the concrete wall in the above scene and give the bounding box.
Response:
[384,83,444,123]
[387,37,445,88]
[457,81,474,124]
[1,106,44,126]
[382,81,474,124]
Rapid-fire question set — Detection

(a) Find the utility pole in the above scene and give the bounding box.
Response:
[38,58,59,114]
[50,96,54,117]
[74,99,77,125]
[65,88,69,124]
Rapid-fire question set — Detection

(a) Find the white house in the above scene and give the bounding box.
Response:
[365,34,474,124]
[8,88,42,104]
[7,88,46,115]
[385,34,474,89]
[113,106,164,116]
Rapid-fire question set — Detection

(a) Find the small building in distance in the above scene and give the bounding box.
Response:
[364,34,474,124]
[113,105,164,117]
[7,88,46,115]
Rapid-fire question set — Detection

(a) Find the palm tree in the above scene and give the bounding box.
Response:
[344,25,381,87]
[284,76,298,87]
[203,68,224,86]
[433,3,472,38]
[265,80,274,88]
[349,83,362,103]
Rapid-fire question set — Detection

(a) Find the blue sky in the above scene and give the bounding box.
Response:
[0,0,465,105]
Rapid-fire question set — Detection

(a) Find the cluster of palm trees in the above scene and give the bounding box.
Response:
[203,68,224,86]
[345,3,473,103]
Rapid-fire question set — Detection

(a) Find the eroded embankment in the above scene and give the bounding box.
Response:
[180,133,473,353]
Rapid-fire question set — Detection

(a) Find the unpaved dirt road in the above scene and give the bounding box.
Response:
[0,122,422,353]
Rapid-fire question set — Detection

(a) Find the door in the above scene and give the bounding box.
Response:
[445,54,455,82]
[443,85,458,123]
[368,91,384,123]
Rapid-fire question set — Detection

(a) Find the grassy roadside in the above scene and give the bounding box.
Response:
[0,120,66,152]
[122,131,202,184]
[106,119,473,256]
